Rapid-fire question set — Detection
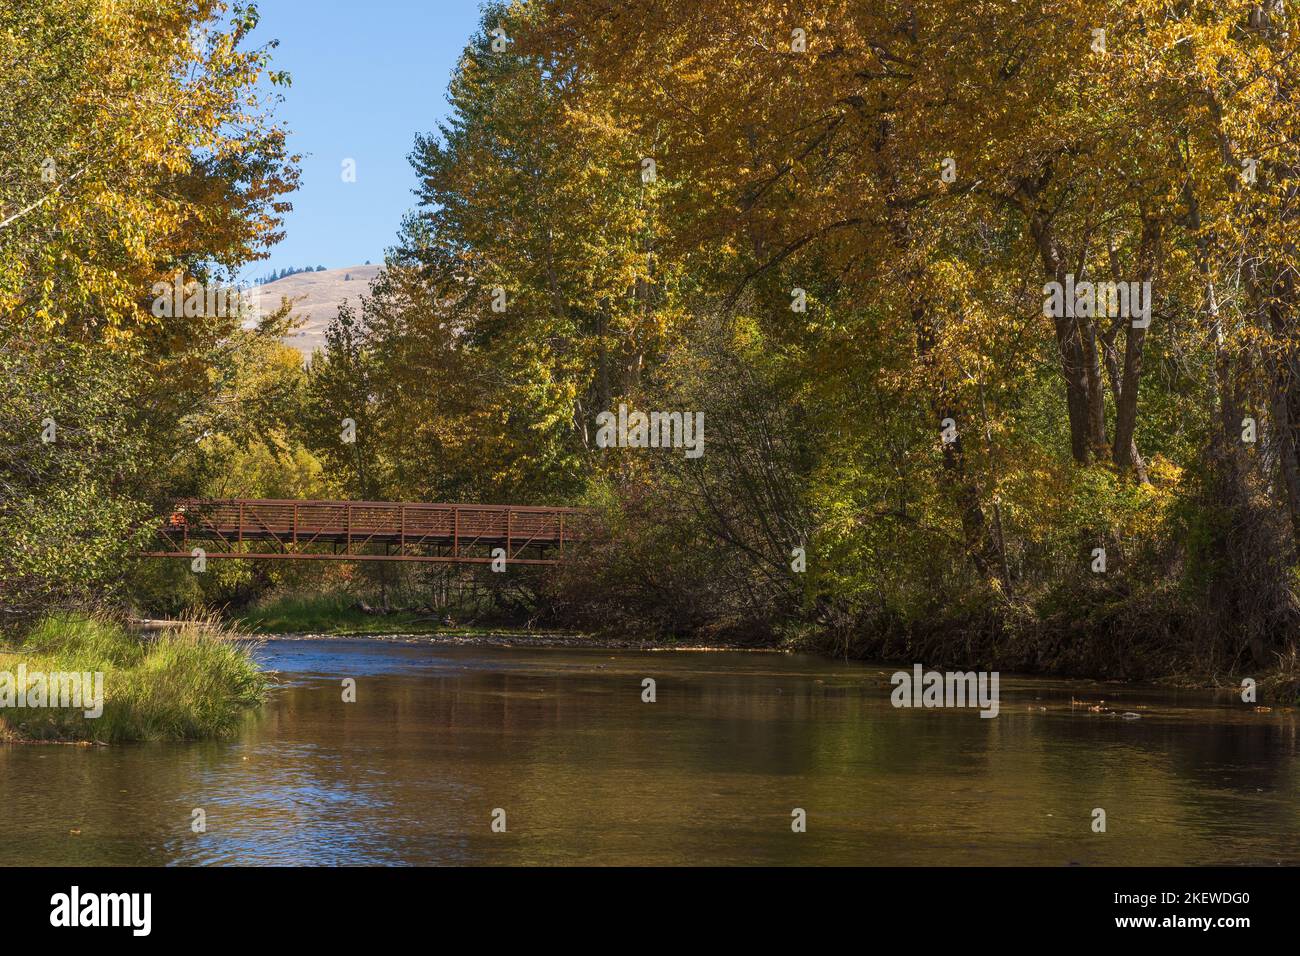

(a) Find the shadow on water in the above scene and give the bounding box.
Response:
[1,639,1297,865]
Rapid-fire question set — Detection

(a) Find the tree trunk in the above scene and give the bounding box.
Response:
[1023,202,1095,463]
[1113,216,1160,477]
[1112,323,1145,474]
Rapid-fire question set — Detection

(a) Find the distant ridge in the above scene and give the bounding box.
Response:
[257,263,382,356]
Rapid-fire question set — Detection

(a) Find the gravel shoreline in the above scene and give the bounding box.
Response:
[252,630,784,652]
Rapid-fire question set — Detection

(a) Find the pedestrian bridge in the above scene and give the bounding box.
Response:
[141,498,590,565]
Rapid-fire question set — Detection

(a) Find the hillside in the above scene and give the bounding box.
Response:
[257,264,382,355]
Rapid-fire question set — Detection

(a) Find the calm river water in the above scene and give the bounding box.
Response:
[2,638,1297,865]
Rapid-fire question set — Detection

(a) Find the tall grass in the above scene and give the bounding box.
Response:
[0,613,267,743]
[237,590,434,634]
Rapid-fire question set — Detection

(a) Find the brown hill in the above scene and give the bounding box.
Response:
[257,264,382,356]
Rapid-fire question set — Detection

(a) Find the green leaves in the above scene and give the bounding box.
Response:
[0,335,154,615]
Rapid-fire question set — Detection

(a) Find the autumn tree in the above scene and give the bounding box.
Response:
[0,0,297,618]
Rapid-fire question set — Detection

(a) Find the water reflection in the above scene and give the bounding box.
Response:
[1,640,1297,865]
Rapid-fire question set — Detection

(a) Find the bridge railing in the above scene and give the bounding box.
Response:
[151,498,592,564]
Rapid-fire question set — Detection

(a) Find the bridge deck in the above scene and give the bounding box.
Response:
[142,498,588,565]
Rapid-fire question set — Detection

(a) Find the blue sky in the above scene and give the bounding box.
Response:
[238,0,486,282]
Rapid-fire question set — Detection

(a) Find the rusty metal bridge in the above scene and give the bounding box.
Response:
[142,499,589,566]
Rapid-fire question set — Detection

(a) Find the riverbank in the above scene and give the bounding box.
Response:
[0,614,267,744]
[224,591,1300,700]
[231,591,771,650]
[246,628,1294,700]
[250,628,780,652]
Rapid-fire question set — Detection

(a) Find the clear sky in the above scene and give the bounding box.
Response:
[238,0,486,282]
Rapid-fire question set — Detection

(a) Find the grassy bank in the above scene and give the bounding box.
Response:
[234,590,580,638]
[0,614,267,743]
[235,592,438,635]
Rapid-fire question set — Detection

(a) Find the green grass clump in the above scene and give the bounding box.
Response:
[0,613,267,743]
[237,591,433,635]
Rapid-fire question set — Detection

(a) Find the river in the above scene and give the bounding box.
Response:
[2,638,1297,865]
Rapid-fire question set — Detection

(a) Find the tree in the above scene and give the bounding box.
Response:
[300,303,380,499]
[0,0,297,620]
